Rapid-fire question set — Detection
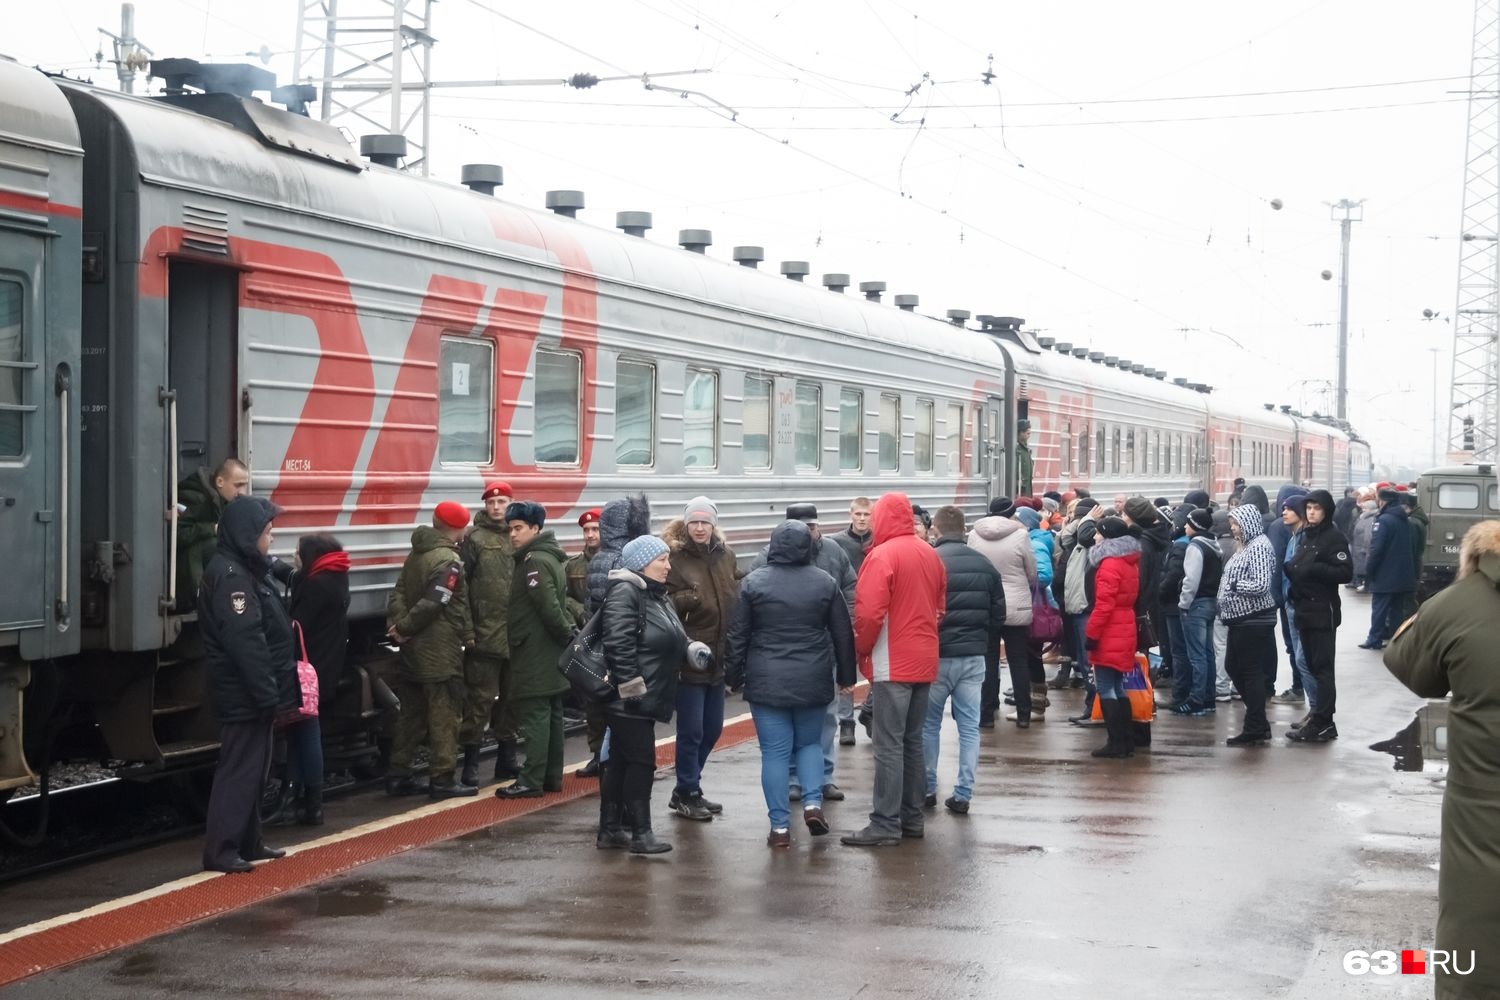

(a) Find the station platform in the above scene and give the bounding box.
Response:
[0,595,1450,999]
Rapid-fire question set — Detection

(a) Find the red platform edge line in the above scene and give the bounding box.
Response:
[0,711,774,986]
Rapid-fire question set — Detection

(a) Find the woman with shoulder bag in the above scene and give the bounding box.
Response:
[723,520,856,848]
[598,536,690,855]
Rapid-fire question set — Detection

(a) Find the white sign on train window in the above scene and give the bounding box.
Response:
[451,362,470,396]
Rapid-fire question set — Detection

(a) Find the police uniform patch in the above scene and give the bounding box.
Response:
[1336,551,1348,561]
[527,570,540,588]
[231,592,248,615]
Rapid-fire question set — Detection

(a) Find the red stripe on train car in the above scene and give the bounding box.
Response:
[0,191,82,219]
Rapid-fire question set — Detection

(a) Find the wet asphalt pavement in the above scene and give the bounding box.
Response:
[1,592,1450,999]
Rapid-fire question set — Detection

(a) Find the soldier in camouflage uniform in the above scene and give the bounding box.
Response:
[565,508,604,777]
[458,482,517,786]
[384,501,477,799]
[496,500,574,798]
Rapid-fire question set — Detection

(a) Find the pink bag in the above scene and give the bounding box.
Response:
[277,622,320,726]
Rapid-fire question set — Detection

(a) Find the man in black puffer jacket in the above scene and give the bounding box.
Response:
[922,506,1004,814]
[1284,489,1353,743]
[586,493,652,615]
[199,495,294,873]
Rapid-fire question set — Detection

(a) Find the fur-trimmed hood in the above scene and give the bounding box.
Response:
[1458,521,1500,582]
[661,517,727,553]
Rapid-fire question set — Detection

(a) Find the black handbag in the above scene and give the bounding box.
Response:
[558,607,617,704]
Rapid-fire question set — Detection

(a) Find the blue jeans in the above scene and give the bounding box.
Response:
[1183,598,1218,709]
[836,687,854,723]
[751,703,826,829]
[1095,667,1127,700]
[1165,614,1191,704]
[283,716,323,789]
[1069,613,1091,677]
[923,655,984,802]
[789,699,838,791]
[1284,611,1317,705]
[674,682,725,796]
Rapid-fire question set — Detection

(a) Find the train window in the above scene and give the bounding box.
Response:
[1095,426,1105,474]
[534,349,580,465]
[0,281,21,457]
[438,336,494,465]
[946,401,964,473]
[743,374,772,469]
[683,368,718,470]
[915,398,935,473]
[879,393,901,472]
[1060,419,1071,474]
[615,360,655,467]
[1111,427,1122,474]
[1078,425,1090,474]
[1438,483,1480,510]
[795,381,821,470]
[840,389,864,471]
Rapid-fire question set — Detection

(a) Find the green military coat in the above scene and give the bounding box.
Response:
[176,467,228,604]
[461,510,513,657]
[386,525,473,682]
[507,530,573,700]
[1385,523,1500,1000]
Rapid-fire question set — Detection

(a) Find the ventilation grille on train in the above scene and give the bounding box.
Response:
[182,204,230,255]
[1018,377,1029,397]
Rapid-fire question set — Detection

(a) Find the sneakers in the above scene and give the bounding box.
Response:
[803,806,830,836]
[669,791,714,822]
[1166,702,1196,715]
[1271,689,1306,705]
[944,796,970,815]
[839,720,856,746]
[923,793,938,809]
[1216,692,1233,703]
[1187,705,1216,717]
[788,785,802,803]
[1287,721,1338,743]
[767,828,791,848]
[821,783,845,802]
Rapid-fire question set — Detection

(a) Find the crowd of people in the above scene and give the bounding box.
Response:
[183,454,1432,869]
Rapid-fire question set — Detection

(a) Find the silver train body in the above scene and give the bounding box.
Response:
[0,58,1370,800]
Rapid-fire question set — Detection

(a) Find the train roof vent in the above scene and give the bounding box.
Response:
[1130,363,1145,374]
[1072,347,1089,359]
[616,211,653,237]
[359,133,407,168]
[1173,377,1189,387]
[859,280,886,302]
[1117,357,1131,369]
[823,273,851,293]
[546,190,585,218]
[1088,351,1106,363]
[1280,405,1293,414]
[780,260,810,281]
[679,229,712,253]
[1264,403,1275,410]
[946,309,970,326]
[460,163,503,195]
[1153,371,1166,380]
[1037,335,1056,348]
[1104,355,1120,367]
[732,246,764,268]
[895,294,919,312]
[1142,367,1157,377]
[1054,341,1073,353]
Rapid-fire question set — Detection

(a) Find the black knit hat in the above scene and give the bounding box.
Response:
[1186,508,1213,534]
[988,496,1015,517]
[1099,515,1130,539]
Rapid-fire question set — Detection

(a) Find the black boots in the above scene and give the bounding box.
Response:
[385,773,429,796]
[576,753,602,778]
[460,745,481,787]
[626,800,671,855]
[296,785,324,826]
[597,801,631,850]
[264,781,300,826]
[1090,699,1135,758]
[493,741,521,783]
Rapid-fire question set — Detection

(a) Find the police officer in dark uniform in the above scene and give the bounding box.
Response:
[199,495,293,873]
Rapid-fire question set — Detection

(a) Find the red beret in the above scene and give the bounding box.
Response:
[481,482,513,501]
[434,501,470,530]
[578,508,602,527]
[1015,496,1041,510]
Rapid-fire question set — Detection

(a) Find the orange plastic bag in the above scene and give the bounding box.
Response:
[1089,653,1156,723]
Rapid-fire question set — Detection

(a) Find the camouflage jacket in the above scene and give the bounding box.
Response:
[461,510,513,657]
[565,548,595,627]
[386,525,472,682]
[507,530,573,699]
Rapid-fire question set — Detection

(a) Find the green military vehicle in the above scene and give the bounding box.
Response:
[1415,464,1500,602]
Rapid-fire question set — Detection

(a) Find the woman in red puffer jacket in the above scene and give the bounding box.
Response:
[1084,516,1141,759]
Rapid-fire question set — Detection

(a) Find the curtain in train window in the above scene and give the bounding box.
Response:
[795,381,821,470]
[683,368,718,470]
[946,402,965,474]
[1111,426,1122,473]
[534,349,580,464]
[840,388,863,471]
[879,393,901,472]
[1078,425,1090,475]
[1095,426,1106,474]
[743,374,772,469]
[1060,418,1071,474]
[915,398,935,472]
[438,335,494,464]
[615,360,655,467]
[0,281,22,457]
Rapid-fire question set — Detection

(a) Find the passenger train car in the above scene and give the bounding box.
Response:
[0,56,1371,834]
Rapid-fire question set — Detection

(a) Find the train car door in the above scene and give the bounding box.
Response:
[984,395,1004,498]
[0,247,45,634]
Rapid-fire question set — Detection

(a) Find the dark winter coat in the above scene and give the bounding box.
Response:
[831,527,871,573]
[565,548,595,626]
[1241,485,1272,524]
[933,536,1006,658]
[386,525,472,683]
[723,520,856,708]
[1265,485,1309,607]
[1158,536,1189,616]
[200,496,295,723]
[506,530,573,700]
[460,509,513,657]
[1408,501,1430,573]
[586,493,652,615]
[1170,490,1211,538]
[1132,517,1172,617]
[1332,495,1358,540]
[752,532,857,611]
[176,466,229,606]
[1085,535,1142,672]
[1384,521,1500,1000]
[662,518,741,684]
[602,568,688,723]
[1283,495,1353,630]
[1366,501,1417,594]
[288,538,350,699]
[1351,503,1377,578]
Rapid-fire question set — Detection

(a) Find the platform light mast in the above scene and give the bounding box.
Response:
[1448,0,1500,461]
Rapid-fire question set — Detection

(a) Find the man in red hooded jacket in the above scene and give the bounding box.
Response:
[842,492,947,847]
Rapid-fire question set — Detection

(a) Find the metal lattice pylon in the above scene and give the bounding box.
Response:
[293,0,435,175]
[1450,0,1500,461]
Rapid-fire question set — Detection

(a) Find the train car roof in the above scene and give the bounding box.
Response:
[58,76,1002,368]
[1,59,82,153]
[1003,334,1213,415]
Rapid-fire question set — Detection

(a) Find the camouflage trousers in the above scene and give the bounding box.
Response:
[389,676,463,783]
[459,651,514,747]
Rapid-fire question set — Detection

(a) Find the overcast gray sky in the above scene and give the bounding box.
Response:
[9,1,1478,470]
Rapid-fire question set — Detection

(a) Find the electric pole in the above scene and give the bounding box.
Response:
[98,2,152,94]
[1329,198,1363,423]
